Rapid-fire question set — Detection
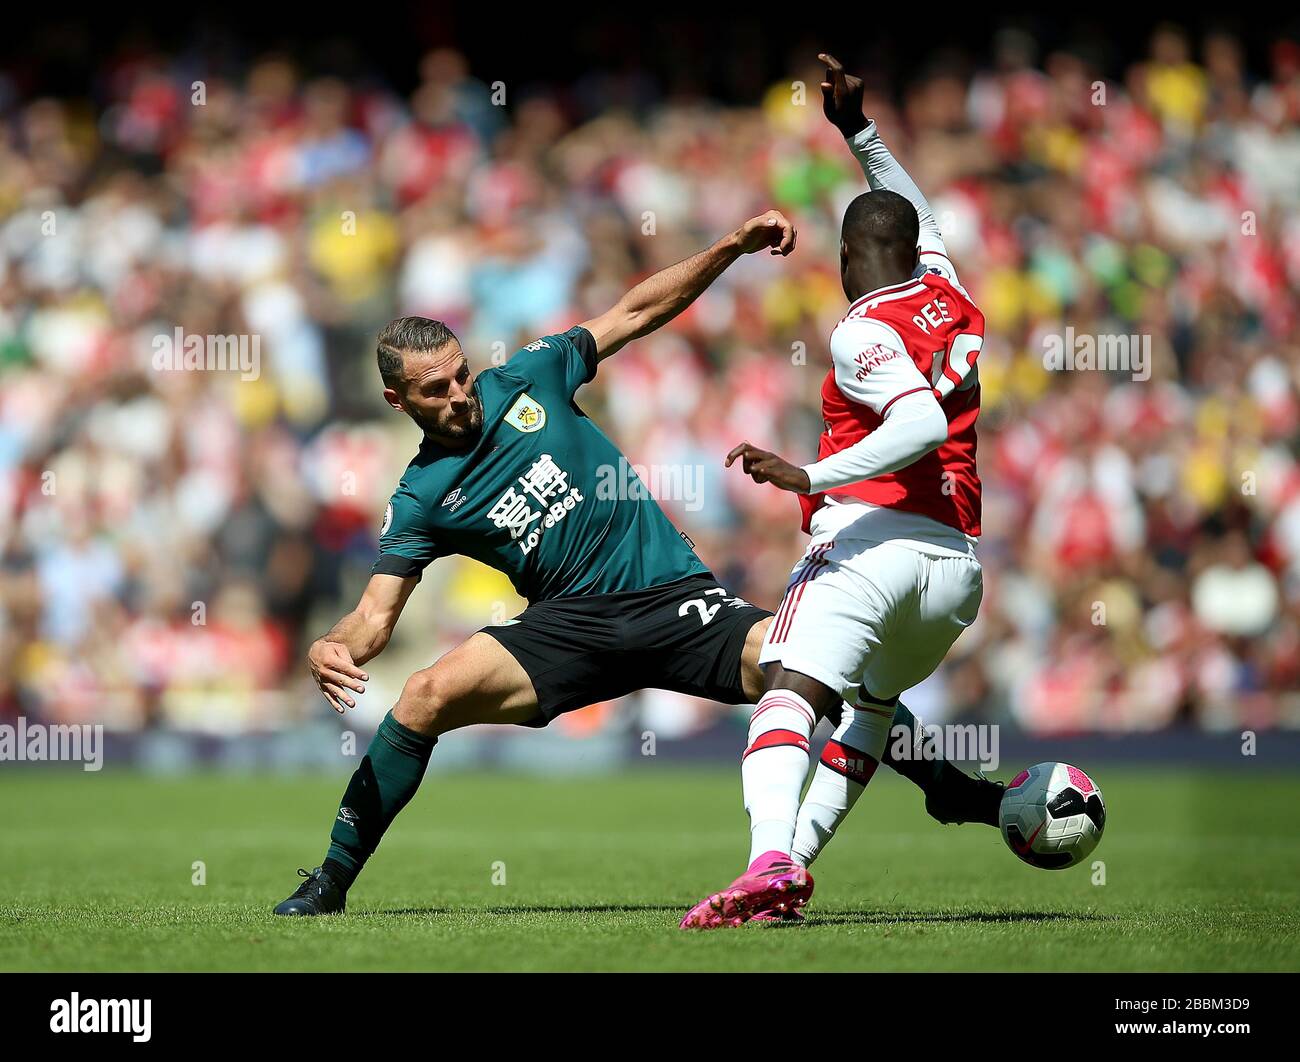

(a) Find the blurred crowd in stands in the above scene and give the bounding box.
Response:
[1,24,1298,738]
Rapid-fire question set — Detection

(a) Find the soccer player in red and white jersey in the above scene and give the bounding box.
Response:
[681,55,995,929]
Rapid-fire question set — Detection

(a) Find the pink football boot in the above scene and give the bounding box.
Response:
[679,851,813,929]
[748,906,806,924]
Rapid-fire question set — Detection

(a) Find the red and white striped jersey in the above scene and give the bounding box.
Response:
[799,271,984,537]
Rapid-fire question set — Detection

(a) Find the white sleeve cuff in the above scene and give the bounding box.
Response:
[847,120,878,152]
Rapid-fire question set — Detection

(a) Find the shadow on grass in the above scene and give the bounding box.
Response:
[358,904,686,918]
[354,905,1115,926]
[809,909,1117,926]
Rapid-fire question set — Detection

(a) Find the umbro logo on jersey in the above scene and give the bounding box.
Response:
[505,393,546,433]
[442,489,469,513]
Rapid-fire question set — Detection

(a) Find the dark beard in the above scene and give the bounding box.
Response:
[417,393,483,447]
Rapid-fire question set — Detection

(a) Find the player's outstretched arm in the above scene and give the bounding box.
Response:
[579,210,796,361]
[726,391,947,496]
[726,335,949,494]
[820,52,959,284]
[307,573,418,714]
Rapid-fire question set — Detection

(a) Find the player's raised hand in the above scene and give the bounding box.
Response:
[734,209,797,256]
[819,52,867,138]
[726,441,812,493]
[308,638,368,714]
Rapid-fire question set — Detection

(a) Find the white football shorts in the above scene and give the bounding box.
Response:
[758,534,983,700]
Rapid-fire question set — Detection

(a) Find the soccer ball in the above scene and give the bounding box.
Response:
[998,762,1106,870]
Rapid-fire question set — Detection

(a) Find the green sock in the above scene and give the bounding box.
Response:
[879,700,945,791]
[322,710,436,891]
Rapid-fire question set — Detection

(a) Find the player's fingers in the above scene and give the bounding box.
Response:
[327,655,368,681]
[319,667,365,693]
[323,682,355,711]
[777,220,796,255]
[725,442,751,467]
[822,54,847,94]
[761,214,783,252]
[322,644,367,678]
[820,52,842,73]
[323,687,354,713]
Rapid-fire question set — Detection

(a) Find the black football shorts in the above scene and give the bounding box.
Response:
[480,573,771,726]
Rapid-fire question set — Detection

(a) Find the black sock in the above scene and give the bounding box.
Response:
[879,700,945,792]
[321,857,356,889]
[320,710,437,892]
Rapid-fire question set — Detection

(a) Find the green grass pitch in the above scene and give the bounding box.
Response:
[3,765,1298,971]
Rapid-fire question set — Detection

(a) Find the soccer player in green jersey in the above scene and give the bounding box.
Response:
[274,209,1001,917]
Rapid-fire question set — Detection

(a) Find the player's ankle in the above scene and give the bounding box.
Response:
[321,855,359,893]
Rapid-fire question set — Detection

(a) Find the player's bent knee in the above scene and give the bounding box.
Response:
[394,666,456,735]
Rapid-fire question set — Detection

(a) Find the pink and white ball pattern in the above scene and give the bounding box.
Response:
[998,762,1106,870]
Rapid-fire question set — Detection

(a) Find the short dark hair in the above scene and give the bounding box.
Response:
[376,317,459,388]
[842,189,919,253]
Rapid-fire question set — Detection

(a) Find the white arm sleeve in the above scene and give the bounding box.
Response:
[847,121,962,290]
[803,320,949,493]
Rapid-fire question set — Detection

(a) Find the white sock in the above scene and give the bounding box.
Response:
[791,696,894,867]
[741,690,816,865]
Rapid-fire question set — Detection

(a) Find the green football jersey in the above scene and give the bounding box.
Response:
[372,326,708,603]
